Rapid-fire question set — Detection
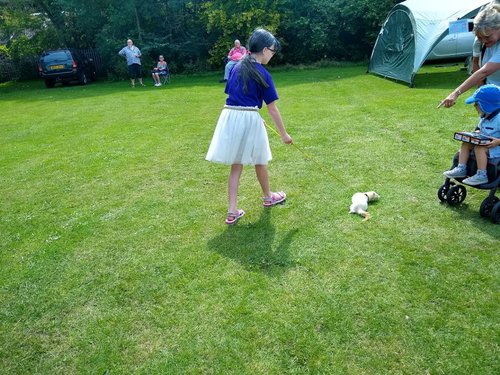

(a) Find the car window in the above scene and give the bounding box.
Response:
[42,51,71,63]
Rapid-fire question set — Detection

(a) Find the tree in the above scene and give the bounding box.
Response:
[200,0,283,67]
[0,0,403,78]
[278,0,400,63]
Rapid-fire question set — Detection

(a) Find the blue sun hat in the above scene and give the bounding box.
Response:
[465,84,500,114]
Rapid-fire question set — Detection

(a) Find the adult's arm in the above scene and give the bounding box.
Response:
[472,57,480,73]
[439,61,500,108]
[267,101,292,144]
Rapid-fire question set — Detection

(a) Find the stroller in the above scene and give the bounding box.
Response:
[438,151,500,223]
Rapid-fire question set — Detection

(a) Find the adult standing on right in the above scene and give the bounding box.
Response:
[118,39,145,87]
[439,2,500,108]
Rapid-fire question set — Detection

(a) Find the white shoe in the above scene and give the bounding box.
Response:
[463,173,488,185]
[443,166,467,179]
[154,83,160,87]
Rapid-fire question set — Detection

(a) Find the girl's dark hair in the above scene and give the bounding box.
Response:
[237,28,280,93]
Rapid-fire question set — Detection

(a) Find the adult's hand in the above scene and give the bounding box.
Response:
[438,91,459,108]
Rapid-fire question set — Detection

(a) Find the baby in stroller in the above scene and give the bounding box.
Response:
[444,84,500,185]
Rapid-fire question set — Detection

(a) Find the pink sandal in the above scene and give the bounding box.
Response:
[225,209,245,225]
[263,191,287,207]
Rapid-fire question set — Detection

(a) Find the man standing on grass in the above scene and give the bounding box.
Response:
[118,39,145,88]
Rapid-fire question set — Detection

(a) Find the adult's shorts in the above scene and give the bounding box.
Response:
[128,63,142,79]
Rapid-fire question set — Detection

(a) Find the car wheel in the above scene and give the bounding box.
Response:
[44,79,55,88]
[479,196,499,218]
[446,185,467,206]
[79,72,87,85]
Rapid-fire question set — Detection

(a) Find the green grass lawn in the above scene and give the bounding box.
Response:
[1,63,498,374]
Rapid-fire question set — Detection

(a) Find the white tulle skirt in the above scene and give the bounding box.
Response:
[206,105,272,165]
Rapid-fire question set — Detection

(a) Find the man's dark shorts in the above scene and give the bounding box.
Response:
[128,63,142,79]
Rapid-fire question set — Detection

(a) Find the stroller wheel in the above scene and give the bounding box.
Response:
[446,185,467,206]
[491,201,500,224]
[479,196,499,218]
[438,182,455,202]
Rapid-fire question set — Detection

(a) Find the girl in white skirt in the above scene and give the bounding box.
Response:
[206,28,293,225]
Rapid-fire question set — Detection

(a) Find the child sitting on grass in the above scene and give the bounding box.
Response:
[444,84,500,185]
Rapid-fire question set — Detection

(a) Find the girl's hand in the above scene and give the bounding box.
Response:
[281,133,293,144]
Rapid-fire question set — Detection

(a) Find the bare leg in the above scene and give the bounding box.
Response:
[228,164,243,213]
[474,146,488,170]
[255,164,272,198]
[458,142,472,164]
[138,78,144,86]
[130,78,135,87]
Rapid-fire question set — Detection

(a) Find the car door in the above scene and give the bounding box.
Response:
[455,20,475,57]
[428,34,458,60]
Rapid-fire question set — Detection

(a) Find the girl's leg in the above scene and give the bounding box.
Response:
[228,164,243,213]
[255,164,272,198]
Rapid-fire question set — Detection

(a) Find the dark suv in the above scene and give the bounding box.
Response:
[38,49,96,88]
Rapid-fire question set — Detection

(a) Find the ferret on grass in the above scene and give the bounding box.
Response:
[349,191,380,221]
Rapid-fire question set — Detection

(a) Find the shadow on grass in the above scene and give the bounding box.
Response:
[0,64,367,102]
[443,202,500,239]
[368,63,468,90]
[413,71,469,90]
[207,208,298,277]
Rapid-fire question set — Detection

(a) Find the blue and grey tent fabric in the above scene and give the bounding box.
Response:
[368,0,489,86]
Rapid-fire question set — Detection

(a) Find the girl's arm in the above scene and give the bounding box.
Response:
[267,101,292,144]
[440,61,500,108]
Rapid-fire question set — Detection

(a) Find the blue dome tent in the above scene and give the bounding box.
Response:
[368,0,490,87]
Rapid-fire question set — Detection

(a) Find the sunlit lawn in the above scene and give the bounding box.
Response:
[0,63,498,374]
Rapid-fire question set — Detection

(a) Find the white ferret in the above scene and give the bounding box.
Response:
[349,191,380,221]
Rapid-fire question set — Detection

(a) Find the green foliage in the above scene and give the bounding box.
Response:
[278,0,400,63]
[1,0,402,77]
[0,2,57,59]
[201,0,282,67]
